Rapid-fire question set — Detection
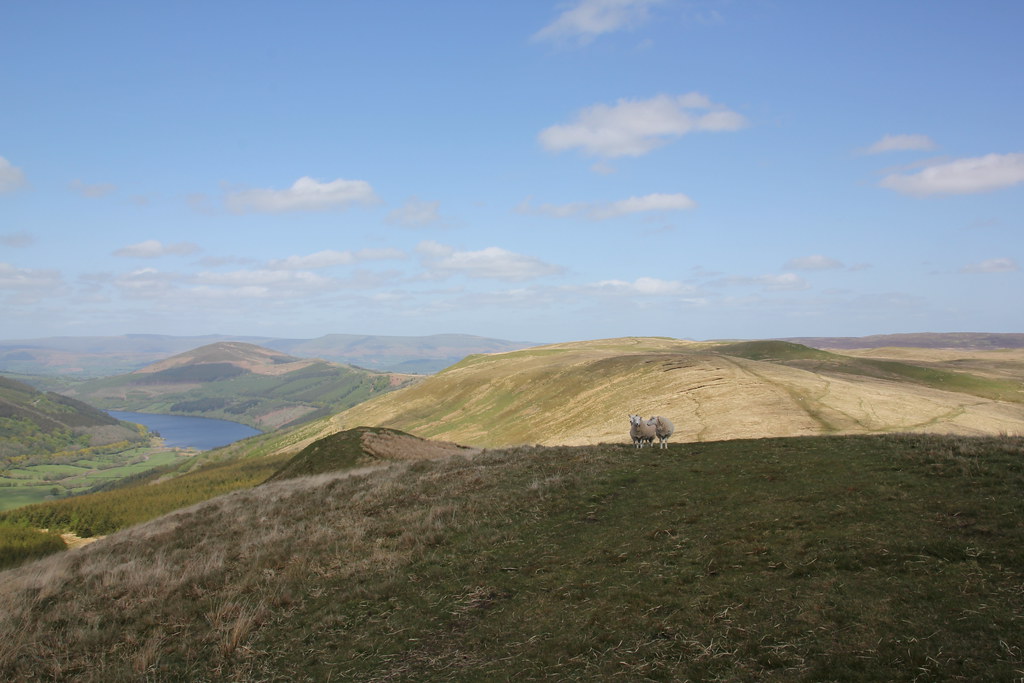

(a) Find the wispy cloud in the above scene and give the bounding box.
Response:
[758,273,809,291]
[268,248,405,270]
[520,192,696,220]
[225,176,379,213]
[0,262,66,304]
[70,179,117,198]
[0,156,27,193]
[784,254,844,271]
[880,152,1024,196]
[191,269,332,293]
[533,0,663,45]
[113,240,201,258]
[960,257,1019,274]
[720,272,810,291]
[387,197,442,227]
[589,276,691,295]
[1,232,34,248]
[539,93,746,158]
[417,241,564,281]
[860,134,937,155]
[0,262,64,294]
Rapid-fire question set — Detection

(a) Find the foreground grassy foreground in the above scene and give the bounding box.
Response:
[0,432,1022,680]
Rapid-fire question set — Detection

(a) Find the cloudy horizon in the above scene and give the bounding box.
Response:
[2,1,1021,343]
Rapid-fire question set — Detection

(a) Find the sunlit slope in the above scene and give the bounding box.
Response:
[320,337,1024,448]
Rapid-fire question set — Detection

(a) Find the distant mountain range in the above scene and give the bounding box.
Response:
[780,332,1024,350]
[0,333,539,377]
[59,342,419,430]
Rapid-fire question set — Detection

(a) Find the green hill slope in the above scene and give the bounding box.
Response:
[308,337,1024,449]
[63,341,418,430]
[0,433,1021,680]
[0,375,146,463]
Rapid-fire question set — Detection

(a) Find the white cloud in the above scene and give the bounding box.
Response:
[111,268,183,299]
[113,240,200,258]
[520,192,696,220]
[387,197,442,227]
[70,179,117,198]
[533,0,662,44]
[880,152,1024,196]
[225,176,379,213]
[0,156,27,193]
[860,134,937,155]
[417,241,564,281]
[759,273,809,290]
[539,93,747,158]
[193,269,331,289]
[268,248,405,270]
[594,193,697,218]
[590,276,690,295]
[784,254,844,270]
[759,273,809,291]
[961,257,1019,273]
[0,262,63,295]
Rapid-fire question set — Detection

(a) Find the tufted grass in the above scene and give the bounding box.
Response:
[0,433,1021,680]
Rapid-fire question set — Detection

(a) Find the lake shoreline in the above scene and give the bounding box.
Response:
[107,411,262,452]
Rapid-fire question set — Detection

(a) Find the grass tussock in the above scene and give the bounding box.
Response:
[0,433,1021,680]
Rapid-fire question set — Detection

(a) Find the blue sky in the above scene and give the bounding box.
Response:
[2,1,1021,343]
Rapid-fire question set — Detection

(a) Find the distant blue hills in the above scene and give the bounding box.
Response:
[0,333,540,377]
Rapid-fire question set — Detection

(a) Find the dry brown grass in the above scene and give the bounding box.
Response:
[305,337,1024,448]
[0,455,477,679]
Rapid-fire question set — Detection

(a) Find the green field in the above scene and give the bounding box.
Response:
[0,486,56,512]
[0,448,189,512]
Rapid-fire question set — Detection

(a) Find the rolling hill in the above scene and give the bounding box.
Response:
[300,337,1024,449]
[61,342,419,430]
[0,429,1021,680]
[10,334,1019,532]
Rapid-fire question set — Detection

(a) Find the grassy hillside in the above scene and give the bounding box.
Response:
[63,341,418,430]
[0,375,148,469]
[9,335,1019,533]
[308,337,1024,449]
[0,432,1020,680]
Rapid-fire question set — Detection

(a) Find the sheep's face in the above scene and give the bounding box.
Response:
[629,414,644,427]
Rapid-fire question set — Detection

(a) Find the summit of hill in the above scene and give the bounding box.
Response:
[132,341,312,376]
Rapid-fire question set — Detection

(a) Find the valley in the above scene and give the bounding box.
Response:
[4,334,1022,520]
[58,341,420,431]
[0,332,1022,679]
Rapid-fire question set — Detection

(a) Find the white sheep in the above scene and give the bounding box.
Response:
[647,415,675,449]
[629,414,656,448]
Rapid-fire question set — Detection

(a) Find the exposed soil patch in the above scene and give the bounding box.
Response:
[59,532,103,550]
